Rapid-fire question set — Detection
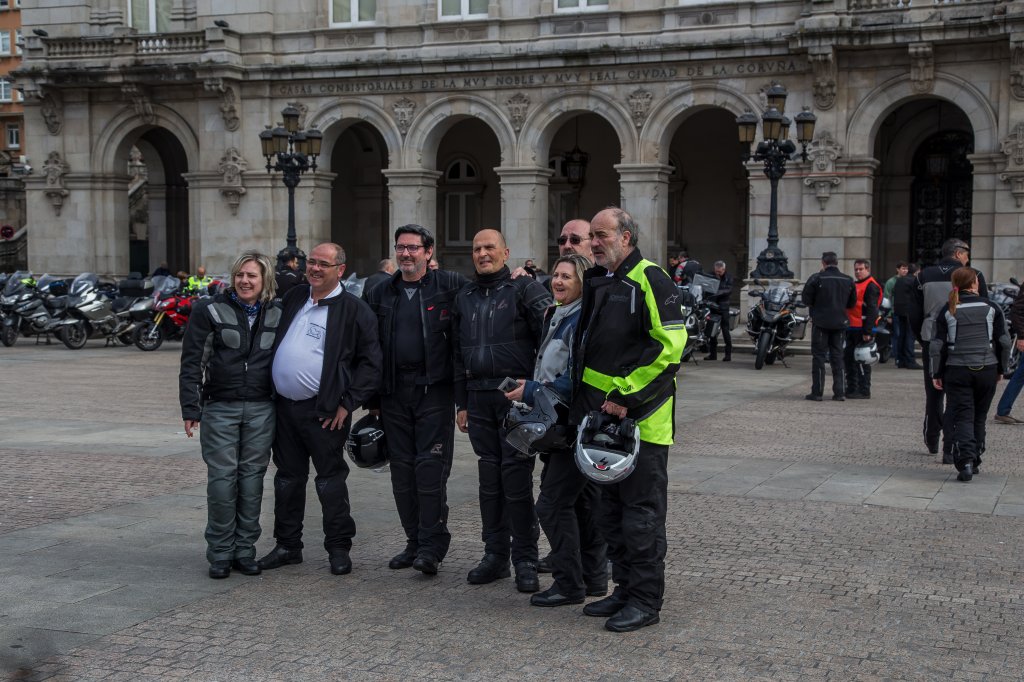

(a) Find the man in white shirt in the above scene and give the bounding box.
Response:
[257,242,382,576]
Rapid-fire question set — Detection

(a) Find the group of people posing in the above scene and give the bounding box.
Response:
[178,208,686,633]
[801,238,1021,481]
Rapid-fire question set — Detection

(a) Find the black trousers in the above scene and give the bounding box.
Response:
[536,450,607,597]
[271,397,355,553]
[921,341,952,455]
[844,329,872,396]
[466,389,539,565]
[811,326,845,398]
[707,308,732,356]
[603,441,668,615]
[943,365,998,470]
[380,380,455,561]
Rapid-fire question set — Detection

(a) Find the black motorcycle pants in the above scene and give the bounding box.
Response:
[466,389,539,565]
[844,329,872,396]
[921,341,952,455]
[811,326,845,398]
[380,379,455,561]
[271,396,355,553]
[943,365,997,470]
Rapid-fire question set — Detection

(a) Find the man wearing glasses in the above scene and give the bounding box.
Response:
[364,225,468,575]
[909,238,988,460]
[258,242,382,576]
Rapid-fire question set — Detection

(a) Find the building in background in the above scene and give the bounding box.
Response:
[11,0,1024,284]
[0,0,25,270]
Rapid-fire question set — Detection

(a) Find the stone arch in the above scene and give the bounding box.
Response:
[846,73,997,158]
[308,99,403,169]
[518,89,637,167]
[401,94,516,169]
[640,83,758,164]
[94,104,199,175]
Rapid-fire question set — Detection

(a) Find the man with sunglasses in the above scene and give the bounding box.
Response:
[511,219,592,282]
[364,225,468,576]
[258,242,382,576]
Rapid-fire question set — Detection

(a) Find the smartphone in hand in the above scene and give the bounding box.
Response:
[498,377,519,393]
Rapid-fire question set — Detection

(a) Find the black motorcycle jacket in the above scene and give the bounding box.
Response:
[1011,285,1024,337]
[179,292,283,422]
[454,266,551,390]
[707,272,733,311]
[909,258,988,343]
[364,269,469,408]
[929,293,1010,378]
[801,266,856,331]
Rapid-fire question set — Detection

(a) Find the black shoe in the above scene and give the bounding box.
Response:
[583,593,628,617]
[329,549,352,575]
[413,554,439,576]
[906,362,923,370]
[585,582,608,597]
[514,561,540,593]
[467,554,510,584]
[846,393,868,400]
[925,434,939,455]
[231,557,261,576]
[605,605,660,633]
[832,395,845,402]
[257,545,303,570]
[722,354,731,362]
[530,586,584,607]
[942,452,954,465]
[805,393,823,402]
[388,547,417,570]
[957,463,974,482]
[703,353,717,361]
[208,560,231,579]
[537,555,553,574]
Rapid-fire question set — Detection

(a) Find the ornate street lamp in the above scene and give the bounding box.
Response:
[260,106,323,268]
[737,84,816,279]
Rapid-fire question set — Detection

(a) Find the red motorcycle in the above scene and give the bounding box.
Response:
[133,276,194,351]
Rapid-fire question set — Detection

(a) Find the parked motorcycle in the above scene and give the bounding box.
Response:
[746,281,808,370]
[990,277,1021,378]
[59,273,153,349]
[873,301,892,364]
[133,275,194,351]
[1,273,79,347]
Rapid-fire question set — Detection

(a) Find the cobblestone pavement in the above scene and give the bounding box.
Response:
[1,342,1023,680]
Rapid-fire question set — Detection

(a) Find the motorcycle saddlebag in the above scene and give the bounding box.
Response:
[728,307,740,331]
[118,278,154,298]
[790,314,808,341]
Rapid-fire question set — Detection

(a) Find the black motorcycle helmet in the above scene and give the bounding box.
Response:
[503,385,573,458]
[345,413,388,469]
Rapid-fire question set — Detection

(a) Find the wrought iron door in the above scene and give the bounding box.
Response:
[909,131,973,265]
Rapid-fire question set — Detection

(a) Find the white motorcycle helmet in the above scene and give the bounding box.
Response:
[854,340,880,366]
[575,411,640,485]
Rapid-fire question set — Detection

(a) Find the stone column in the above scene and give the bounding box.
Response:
[382,169,443,235]
[495,166,553,270]
[614,163,673,267]
[969,152,1007,280]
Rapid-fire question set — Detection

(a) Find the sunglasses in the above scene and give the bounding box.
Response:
[556,234,585,246]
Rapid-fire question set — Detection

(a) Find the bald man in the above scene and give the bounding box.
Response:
[454,228,553,594]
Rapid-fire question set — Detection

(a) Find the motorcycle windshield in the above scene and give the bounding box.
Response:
[36,274,60,291]
[3,271,30,295]
[762,285,792,311]
[70,273,99,296]
[152,275,180,298]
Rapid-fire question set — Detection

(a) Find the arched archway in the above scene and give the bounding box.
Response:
[329,122,390,277]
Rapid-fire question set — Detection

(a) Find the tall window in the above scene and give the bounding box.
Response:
[128,0,172,33]
[0,31,9,54]
[442,158,483,245]
[330,0,376,25]
[0,1,9,10]
[440,0,488,20]
[6,124,19,150]
[0,79,11,102]
[555,0,608,10]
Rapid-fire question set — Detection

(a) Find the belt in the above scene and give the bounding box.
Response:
[276,394,317,405]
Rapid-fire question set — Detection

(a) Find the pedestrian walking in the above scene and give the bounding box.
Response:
[994,283,1024,424]
[802,252,856,401]
[178,251,282,579]
[929,267,1010,481]
[571,207,686,632]
[258,242,382,576]
[844,259,882,399]
[364,225,468,576]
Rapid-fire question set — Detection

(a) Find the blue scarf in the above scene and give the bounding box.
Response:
[229,291,261,319]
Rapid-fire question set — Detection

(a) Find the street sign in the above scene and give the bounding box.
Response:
[0,224,14,240]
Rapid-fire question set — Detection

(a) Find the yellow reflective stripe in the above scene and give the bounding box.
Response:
[582,366,616,393]
[638,393,675,444]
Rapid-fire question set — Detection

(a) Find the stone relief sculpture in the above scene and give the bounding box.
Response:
[42,151,70,216]
[218,147,248,216]
[803,130,843,211]
[909,43,934,94]
[627,89,653,129]
[810,48,836,110]
[1012,40,1024,100]
[122,84,155,124]
[40,92,63,135]
[505,93,530,133]
[998,121,1024,207]
[204,79,240,131]
[392,97,416,136]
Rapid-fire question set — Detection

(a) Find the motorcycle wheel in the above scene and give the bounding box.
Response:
[1,324,16,347]
[754,331,771,370]
[765,351,777,366]
[133,322,163,352]
[60,322,88,350]
[116,332,134,346]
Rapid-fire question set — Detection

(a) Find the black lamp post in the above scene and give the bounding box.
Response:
[260,106,323,269]
[737,83,816,279]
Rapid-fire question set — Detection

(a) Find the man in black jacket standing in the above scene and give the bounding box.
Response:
[258,242,382,576]
[703,260,733,361]
[802,252,856,401]
[455,228,552,593]
[365,225,467,576]
[908,238,987,458]
[891,263,922,369]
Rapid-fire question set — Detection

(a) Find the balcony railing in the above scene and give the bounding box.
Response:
[850,0,988,9]
[44,32,208,59]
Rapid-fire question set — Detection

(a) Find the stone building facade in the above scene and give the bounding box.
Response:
[14,0,1024,283]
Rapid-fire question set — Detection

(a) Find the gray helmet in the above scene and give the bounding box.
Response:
[503,385,572,458]
[575,411,639,484]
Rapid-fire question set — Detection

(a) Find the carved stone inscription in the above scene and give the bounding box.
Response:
[274,59,803,97]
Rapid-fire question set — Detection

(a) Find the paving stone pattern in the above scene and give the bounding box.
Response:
[2,343,1023,680]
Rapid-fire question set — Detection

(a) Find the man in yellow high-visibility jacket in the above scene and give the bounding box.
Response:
[186,265,213,295]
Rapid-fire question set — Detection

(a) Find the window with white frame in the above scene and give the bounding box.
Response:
[441,158,483,245]
[0,31,9,54]
[6,124,19,150]
[555,0,608,11]
[14,29,21,55]
[0,1,8,11]
[439,0,488,20]
[0,80,11,102]
[128,0,172,33]
[330,0,376,25]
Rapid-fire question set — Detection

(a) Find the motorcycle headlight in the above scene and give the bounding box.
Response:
[156,300,172,311]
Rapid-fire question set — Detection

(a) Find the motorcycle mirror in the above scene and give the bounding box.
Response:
[1011,277,1020,286]
[748,290,762,297]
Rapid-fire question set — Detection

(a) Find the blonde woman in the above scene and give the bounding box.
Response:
[179,251,283,578]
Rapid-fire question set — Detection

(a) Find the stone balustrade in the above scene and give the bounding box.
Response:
[849,0,989,9]
[44,33,207,59]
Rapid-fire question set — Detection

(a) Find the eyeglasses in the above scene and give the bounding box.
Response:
[307,259,341,269]
[394,244,424,254]
[556,234,584,246]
